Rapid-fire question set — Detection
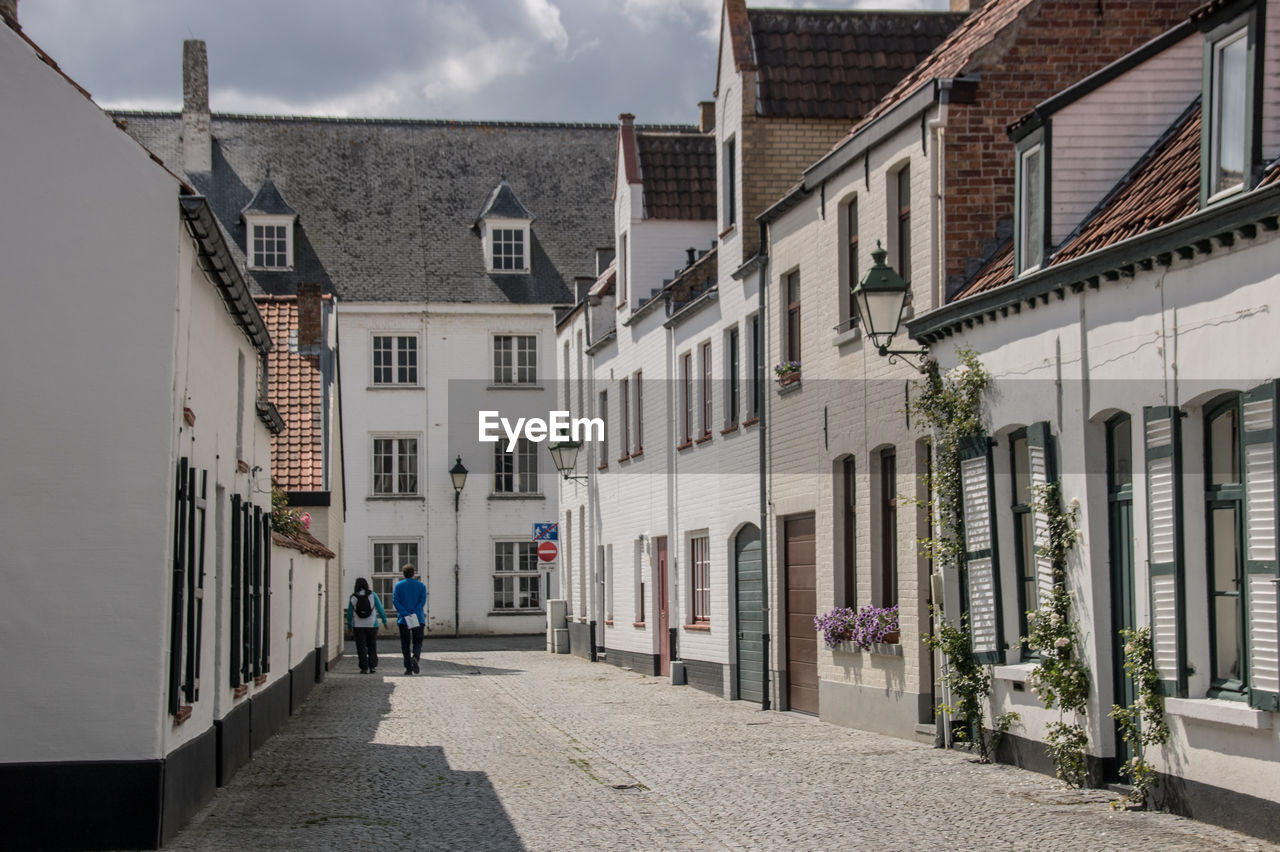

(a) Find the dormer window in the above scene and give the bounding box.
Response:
[1015,129,1046,275]
[477,179,533,274]
[1201,9,1257,206]
[241,175,298,271]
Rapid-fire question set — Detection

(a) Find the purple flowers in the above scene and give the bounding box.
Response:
[814,604,899,650]
[774,361,801,376]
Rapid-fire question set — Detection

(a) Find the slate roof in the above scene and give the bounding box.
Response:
[477,180,533,222]
[242,175,297,216]
[636,131,715,220]
[955,101,1202,300]
[114,113,618,304]
[746,9,969,119]
[257,296,324,490]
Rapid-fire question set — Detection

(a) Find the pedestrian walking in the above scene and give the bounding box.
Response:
[392,563,427,675]
[346,577,388,673]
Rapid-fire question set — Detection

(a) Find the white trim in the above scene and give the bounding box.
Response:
[1165,697,1273,729]
[369,330,422,387]
[481,218,532,274]
[244,213,296,270]
[369,432,421,496]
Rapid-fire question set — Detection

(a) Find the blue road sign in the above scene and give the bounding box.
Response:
[533,522,559,542]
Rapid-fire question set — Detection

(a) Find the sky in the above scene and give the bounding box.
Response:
[21,0,951,125]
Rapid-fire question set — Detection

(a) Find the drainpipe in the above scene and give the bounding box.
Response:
[928,81,952,310]
[757,219,771,712]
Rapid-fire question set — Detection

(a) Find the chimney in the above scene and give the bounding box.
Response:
[0,1,18,28]
[182,40,212,173]
[574,276,594,303]
[297,283,323,350]
[698,101,715,134]
[619,112,634,128]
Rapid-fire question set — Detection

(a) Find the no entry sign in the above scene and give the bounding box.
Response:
[537,540,558,563]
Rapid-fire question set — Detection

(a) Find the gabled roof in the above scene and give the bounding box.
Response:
[955,101,1202,300]
[477,179,533,222]
[636,131,715,220]
[257,295,325,491]
[272,528,336,559]
[746,8,968,119]
[833,0,1037,145]
[242,175,297,217]
[116,112,617,304]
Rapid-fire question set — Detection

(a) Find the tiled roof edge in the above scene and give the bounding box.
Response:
[908,181,1280,344]
[179,195,272,355]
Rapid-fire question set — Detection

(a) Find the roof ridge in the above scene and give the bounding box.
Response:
[111,109,690,131]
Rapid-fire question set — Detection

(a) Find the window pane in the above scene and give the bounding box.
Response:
[1214,593,1240,682]
[1212,506,1239,594]
[373,336,391,384]
[1012,434,1030,504]
[1021,146,1043,270]
[1214,32,1247,195]
[1209,406,1239,486]
[1020,511,1036,621]
[1108,416,1132,491]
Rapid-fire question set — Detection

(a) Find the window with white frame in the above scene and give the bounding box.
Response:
[494,436,538,494]
[723,136,737,229]
[371,540,419,609]
[1016,137,1045,275]
[493,334,537,384]
[691,535,710,623]
[493,541,541,610]
[633,370,644,454]
[372,436,418,495]
[1206,21,1249,200]
[372,334,418,385]
[248,220,292,269]
[491,227,526,271]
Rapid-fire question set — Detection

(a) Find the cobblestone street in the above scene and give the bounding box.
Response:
[169,638,1273,851]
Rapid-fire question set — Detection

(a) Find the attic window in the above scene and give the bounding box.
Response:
[1207,26,1248,199]
[251,221,290,269]
[492,228,525,271]
[241,177,298,271]
[1015,129,1046,276]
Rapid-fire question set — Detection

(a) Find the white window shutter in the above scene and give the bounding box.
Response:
[1026,422,1056,610]
[1243,381,1280,711]
[1144,406,1185,697]
[960,436,1002,664]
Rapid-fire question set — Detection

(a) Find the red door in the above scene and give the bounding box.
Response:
[655,536,669,676]
[785,515,818,714]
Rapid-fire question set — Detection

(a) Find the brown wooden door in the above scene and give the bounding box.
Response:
[785,515,818,714]
[655,536,669,676]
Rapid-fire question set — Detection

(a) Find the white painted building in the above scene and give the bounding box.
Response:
[0,17,314,848]
[908,2,1280,840]
[119,48,618,638]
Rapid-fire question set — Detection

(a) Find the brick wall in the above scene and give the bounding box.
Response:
[943,0,1204,285]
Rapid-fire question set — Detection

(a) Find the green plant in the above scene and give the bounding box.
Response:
[271,483,308,538]
[923,607,1015,763]
[1024,480,1091,787]
[1110,627,1169,809]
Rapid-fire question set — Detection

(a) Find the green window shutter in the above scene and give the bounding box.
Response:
[1243,381,1280,710]
[1144,406,1186,697]
[1026,421,1057,610]
[230,493,241,689]
[960,435,1003,664]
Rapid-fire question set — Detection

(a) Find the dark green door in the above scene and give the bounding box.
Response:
[735,525,763,702]
[1108,414,1137,774]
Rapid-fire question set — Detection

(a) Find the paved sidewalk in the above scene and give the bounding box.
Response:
[169,638,1273,851]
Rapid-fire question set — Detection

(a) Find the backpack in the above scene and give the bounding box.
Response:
[353,590,373,619]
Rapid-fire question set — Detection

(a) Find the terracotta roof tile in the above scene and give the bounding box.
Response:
[272,528,335,559]
[257,296,325,491]
[954,103,1201,301]
[748,9,967,119]
[637,132,715,220]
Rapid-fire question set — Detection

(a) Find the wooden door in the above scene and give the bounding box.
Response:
[735,525,764,702]
[655,536,669,676]
[785,515,818,714]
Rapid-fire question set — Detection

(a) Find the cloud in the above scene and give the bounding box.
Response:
[622,0,721,43]
[523,0,570,53]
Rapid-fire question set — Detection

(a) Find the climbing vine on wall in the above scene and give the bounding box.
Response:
[1110,627,1169,808]
[1024,481,1091,787]
[913,349,1015,760]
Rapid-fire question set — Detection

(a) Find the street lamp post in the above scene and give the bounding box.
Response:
[547,440,589,482]
[851,240,929,371]
[449,455,468,638]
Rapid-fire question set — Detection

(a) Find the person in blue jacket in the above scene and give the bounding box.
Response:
[392,563,428,675]
[346,577,388,673]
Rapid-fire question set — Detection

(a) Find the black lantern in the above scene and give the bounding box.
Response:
[449,455,468,510]
[548,440,588,482]
[851,240,928,368]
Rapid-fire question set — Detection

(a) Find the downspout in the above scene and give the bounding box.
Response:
[928,80,952,311]
[757,219,771,711]
[927,81,951,748]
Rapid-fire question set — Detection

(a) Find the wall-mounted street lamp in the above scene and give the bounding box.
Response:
[548,440,589,483]
[851,241,929,371]
[449,454,468,638]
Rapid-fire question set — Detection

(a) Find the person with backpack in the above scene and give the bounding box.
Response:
[346,577,388,674]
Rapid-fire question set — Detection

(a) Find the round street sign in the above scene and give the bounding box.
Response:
[537,540,558,562]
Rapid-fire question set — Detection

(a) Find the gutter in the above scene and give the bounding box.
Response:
[756,218,771,712]
[908,181,1280,343]
[178,195,272,354]
[661,287,719,329]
